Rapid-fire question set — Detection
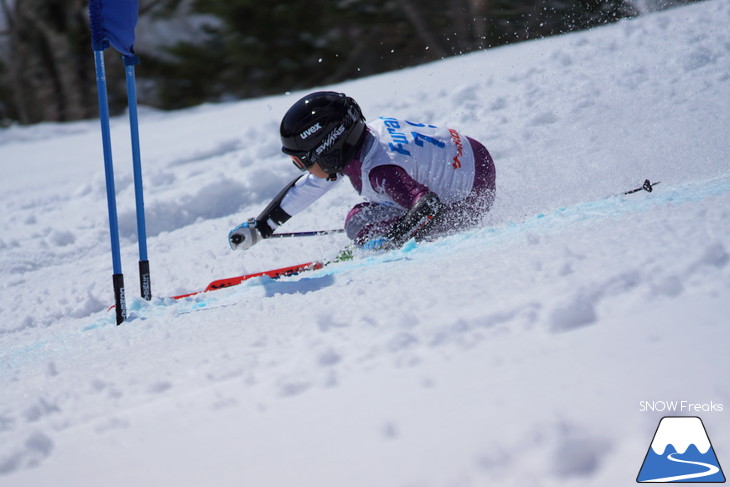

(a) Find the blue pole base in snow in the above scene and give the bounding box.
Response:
[139,260,151,301]
[113,273,127,325]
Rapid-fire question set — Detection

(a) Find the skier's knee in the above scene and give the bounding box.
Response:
[344,202,404,245]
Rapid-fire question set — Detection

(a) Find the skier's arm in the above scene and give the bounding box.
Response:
[229,174,338,250]
[254,175,303,237]
[369,165,430,209]
[278,173,339,223]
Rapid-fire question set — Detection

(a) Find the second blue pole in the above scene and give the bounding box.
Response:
[124,55,151,300]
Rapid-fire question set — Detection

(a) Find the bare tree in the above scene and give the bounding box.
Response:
[420,0,490,55]
[4,0,96,124]
[469,0,490,49]
[396,0,447,58]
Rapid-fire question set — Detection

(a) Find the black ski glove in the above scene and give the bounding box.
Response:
[385,192,446,247]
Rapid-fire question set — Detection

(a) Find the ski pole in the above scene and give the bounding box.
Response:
[270,181,658,239]
[269,229,345,238]
[624,179,660,195]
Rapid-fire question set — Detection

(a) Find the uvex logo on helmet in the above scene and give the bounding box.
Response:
[300,123,322,139]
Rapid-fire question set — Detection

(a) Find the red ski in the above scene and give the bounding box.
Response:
[171,261,325,299]
[108,261,324,310]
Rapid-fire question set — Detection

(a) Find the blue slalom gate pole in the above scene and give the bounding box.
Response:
[124,55,151,301]
[93,49,126,325]
[89,0,144,325]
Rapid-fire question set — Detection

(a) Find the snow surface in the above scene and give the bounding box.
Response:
[650,417,711,455]
[1,1,729,485]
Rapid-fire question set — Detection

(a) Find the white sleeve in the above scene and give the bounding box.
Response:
[279,173,340,216]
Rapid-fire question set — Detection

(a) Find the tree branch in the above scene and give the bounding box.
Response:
[1,0,14,30]
[396,0,447,58]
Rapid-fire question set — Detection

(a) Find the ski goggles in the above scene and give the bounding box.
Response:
[288,154,314,172]
[285,147,342,174]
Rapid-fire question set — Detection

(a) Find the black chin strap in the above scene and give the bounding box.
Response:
[327,173,337,181]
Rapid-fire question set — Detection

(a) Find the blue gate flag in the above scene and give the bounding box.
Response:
[89,0,139,55]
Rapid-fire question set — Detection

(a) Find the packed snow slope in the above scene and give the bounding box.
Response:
[1,1,729,486]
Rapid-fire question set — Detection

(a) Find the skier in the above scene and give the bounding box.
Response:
[229,91,496,251]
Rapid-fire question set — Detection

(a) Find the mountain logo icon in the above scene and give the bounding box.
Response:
[637,416,725,483]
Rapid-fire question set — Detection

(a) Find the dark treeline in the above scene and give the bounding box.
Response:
[0,0,702,125]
